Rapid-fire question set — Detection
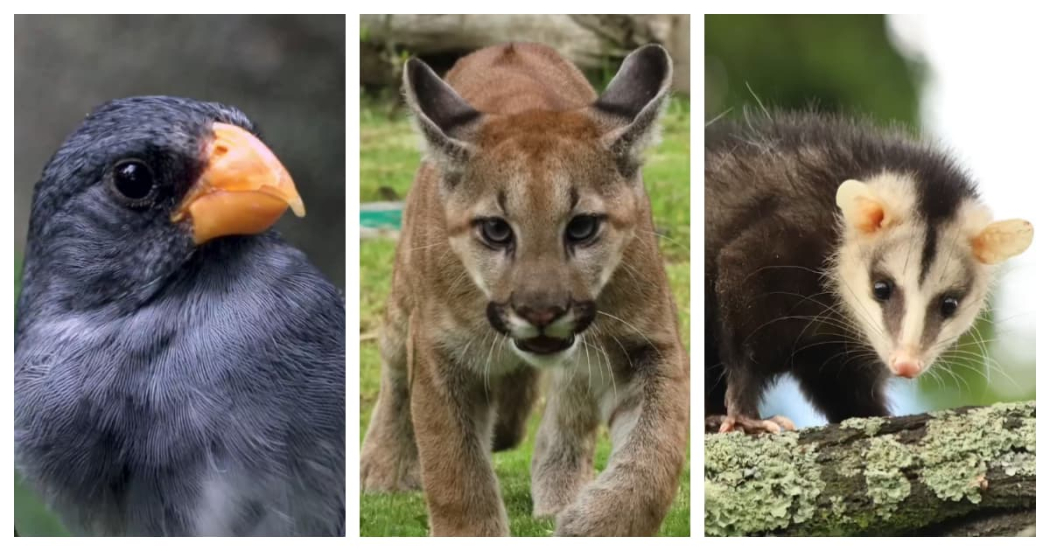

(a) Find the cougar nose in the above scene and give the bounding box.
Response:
[514,304,567,328]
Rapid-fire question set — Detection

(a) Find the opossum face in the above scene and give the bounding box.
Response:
[834,173,1033,378]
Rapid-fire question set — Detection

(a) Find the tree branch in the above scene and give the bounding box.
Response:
[704,401,1035,536]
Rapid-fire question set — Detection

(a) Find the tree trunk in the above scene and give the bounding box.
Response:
[705,401,1035,536]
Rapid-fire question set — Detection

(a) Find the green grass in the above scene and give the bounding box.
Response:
[359,94,691,536]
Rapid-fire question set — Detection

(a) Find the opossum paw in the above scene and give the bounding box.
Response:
[711,414,795,434]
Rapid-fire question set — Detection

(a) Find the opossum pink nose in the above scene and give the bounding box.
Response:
[891,358,923,379]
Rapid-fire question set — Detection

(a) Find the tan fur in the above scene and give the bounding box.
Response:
[361,44,689,536]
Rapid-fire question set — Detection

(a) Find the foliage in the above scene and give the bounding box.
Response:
[705,15,921,125]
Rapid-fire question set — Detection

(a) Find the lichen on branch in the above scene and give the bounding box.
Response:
[705,401,1036,536]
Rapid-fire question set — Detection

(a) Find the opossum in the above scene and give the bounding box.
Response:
[704,111,1033,433]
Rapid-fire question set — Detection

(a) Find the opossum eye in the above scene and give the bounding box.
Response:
[872,280,894,302]
[940,296,959,317]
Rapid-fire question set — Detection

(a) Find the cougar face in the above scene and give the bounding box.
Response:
[448,114,645,360]
[403,44,671,366]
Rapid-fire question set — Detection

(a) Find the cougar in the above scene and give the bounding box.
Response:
[360,43,689,537]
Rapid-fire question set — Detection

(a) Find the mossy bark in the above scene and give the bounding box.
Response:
[705,402,1035,536]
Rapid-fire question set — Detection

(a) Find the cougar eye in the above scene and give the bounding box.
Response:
[872,280,894,302]
[566,215,600,244]
[940,296,959,317]
[478,218,513,247]
[110,160,156,205]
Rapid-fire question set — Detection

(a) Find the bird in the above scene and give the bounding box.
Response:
[14,96,345,536]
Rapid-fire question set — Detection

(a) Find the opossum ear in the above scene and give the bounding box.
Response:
[971,219,1034,264]
[402,57,482,175]
[836,179,894,235]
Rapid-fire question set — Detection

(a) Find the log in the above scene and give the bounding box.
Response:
[359,14,690,93]
[705,401,1036,536]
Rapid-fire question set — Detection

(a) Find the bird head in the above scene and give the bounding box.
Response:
[23,96,305,310]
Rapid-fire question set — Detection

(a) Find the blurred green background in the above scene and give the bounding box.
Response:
[705,14,1036,426]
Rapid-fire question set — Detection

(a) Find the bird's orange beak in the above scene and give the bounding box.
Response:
[172,122,305,245]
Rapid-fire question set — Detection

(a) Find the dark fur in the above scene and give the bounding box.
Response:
[705,111,978,422]
[15,97,345,535]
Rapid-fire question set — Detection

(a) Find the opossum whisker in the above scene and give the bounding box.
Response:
[926,363,949,392]
[741,264,827,284]
[756,290,837,310]
[974,310,1034,325]
[929,361,971,393]
[962,361,1023,392]
[837,275,887,339]
[940,347,1012,375]
[815,348,857,374]
[936,354,991,389]
[939,349,1019,390]
[744,314,866,347]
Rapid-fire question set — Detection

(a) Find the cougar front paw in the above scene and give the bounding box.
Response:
[360,447,421,493]
[532,489,575,519]
[554,487,655,536]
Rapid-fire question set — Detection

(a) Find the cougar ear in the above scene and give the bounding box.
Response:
[402,57,482,171]
[836,179,896,235]
[971,219,1034,264]
[592,44,673,170]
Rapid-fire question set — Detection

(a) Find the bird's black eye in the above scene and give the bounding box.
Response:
[110,160,156,205]
[566,215,600,244]
[872,280,894,302]
[479,218,513,247]
[941,296,959,317]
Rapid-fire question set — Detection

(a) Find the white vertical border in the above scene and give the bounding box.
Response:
[345,12,361,537]
[3,11,17,543]
[689,11,703,540]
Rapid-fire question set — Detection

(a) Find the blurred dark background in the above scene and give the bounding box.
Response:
[14,14,346,287]
[14,14,345,536]
[705,14,1036,426]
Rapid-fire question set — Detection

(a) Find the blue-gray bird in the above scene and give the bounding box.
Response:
[14,96,345,536]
